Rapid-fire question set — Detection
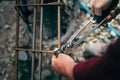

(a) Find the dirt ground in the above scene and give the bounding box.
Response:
[0,1,16,80]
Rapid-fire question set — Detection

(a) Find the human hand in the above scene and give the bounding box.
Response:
[92,0,119,23]
[92,0,112,16]
[51,54,76,80]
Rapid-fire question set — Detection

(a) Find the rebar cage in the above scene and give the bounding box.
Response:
[14,0,64,80]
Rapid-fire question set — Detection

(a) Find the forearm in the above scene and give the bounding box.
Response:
[106,38,120,61]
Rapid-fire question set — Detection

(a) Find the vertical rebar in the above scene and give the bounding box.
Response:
[39,0,43,80]
[58,0,61,80]
[14,1,64,80]
[31,0,37,80]
[14,0,20,80]
[58,0,61,51]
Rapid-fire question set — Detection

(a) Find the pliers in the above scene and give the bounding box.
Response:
[54,7,120,57]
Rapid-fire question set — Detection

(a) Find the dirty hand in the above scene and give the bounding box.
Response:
[51,54,76,80]
[92,0,119,23]
[92,0,113,16]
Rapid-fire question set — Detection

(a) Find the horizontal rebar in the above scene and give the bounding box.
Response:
[15,0,63,80]
[16,2,64,7]
[14,0,20,80]
[14,48,54,53]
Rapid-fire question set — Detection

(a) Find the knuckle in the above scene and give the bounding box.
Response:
[94,4,102,9]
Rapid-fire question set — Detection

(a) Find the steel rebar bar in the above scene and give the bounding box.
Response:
[31,0,37,80]
[14,0,20,80]
[57,0,61,80]
[14,0,64,80]
[15,2,64,7]
[14,48,54,53]
[39,0,44,80]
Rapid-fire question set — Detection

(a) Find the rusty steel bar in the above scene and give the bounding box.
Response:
[39,0,44,80]
[29,20,57,24]
[14,47,85,58]
[57,0,62,80]
[14,0,64,80]
[31,0,37,80]
[14,0,20,80]
[14,48,54,53]
[58,0,61,48]
[15,2,64,7]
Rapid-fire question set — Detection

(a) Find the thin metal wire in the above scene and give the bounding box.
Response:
[39,0,44,80]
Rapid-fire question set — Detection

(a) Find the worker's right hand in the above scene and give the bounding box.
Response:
[51,54,76,80]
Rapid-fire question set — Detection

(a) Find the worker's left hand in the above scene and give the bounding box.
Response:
[92,0,119,23]
[92,0,113,16]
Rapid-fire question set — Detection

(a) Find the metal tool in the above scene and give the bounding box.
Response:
[54,7,120,56]
[61,18,105,53]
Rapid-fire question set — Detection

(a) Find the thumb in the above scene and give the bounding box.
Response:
[92,4,102,16]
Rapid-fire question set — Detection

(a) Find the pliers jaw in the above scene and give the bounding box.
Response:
[54,48,63,57]
[54,42,73,57]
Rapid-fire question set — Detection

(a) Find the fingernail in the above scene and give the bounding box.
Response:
[91,20,97,24]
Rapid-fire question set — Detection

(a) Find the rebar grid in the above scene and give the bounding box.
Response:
[14,0,64,80]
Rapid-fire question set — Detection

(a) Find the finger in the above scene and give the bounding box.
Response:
[94,6,102,16]
[92,0,102,16]
[92,4,102,23]
[52,55,57,61]
[107,7,120,22]
[51,55,57,67]
[110,10,117,18]
[92,5,95,14]
[106,10,116,22]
